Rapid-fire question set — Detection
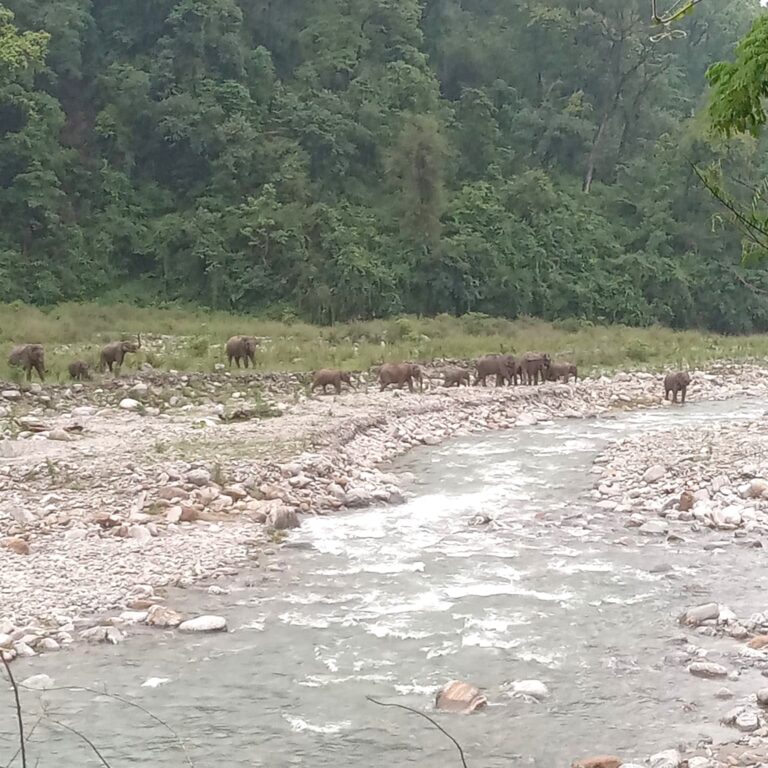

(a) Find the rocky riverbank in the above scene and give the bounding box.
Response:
[0,362,767,664]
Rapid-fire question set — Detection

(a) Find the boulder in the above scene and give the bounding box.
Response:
[679,603,720,627]
[344,488,374,508]
[119,398,141,411]
[643,465,665,483]
[3,537,30,555]
[570,757,621,768]
[186,468,211,487]
[649,750,681,768]
[509,680,549,700]
[712,506,743,529]
[21,674,54,690]
[757,687,768,706]
[47,429,71,442]
[678,490,695,511]
[145,605,183,628]
[746,478,768,499]
[688,661,728,678]
[435,681,487,714]
[178,615,227,633]
[268,506,300,530]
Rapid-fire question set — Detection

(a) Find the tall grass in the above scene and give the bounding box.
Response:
[0,302,765,380]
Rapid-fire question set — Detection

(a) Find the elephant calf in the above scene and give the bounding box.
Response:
[546,362,577,383]
[443,367,471,387]
[68,360,92,381]
[664,371,691,403]
[311,368,355,394]
[8,343,45,382]
[379,363,423,392]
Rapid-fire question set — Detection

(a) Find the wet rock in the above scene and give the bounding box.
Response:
[119,398,141,411]
[268,506,300,530]
[344,488,374,508]
[435,681,487,714]
[643,464,666,483]
[688,661,728,678]
[757,688,768,706]
[679,490,695,511]
[3,537,30,555]
[145,605,183,628]
[736,709,760,731]
[679,603,720,627]
[509,680,549,700]
[178,615,227,633]
[570,757,621,768]
[649,749,681,768]
[639,520,668,535]
[21,673,54,690]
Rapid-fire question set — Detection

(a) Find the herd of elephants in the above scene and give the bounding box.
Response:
[5,334,693,404]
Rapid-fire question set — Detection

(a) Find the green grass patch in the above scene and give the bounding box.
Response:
[0,302,766,380]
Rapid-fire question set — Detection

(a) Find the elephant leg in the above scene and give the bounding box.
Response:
[407,378,414,393]
[681,387,686,404]
[335,383,341,394]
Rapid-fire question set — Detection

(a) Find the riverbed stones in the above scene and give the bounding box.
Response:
[435,681,487,714]
[178,615,227,633]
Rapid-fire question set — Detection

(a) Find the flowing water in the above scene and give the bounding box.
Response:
[3,399,768,767]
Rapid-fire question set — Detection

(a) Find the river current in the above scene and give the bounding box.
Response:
[3,398,767,767]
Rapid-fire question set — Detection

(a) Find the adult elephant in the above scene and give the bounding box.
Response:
[379,363,423,392]
[474,354,517,387]
[520,352,551,385]
[225,335,258,368]
[8,344,45,382]
[100,335,141,373]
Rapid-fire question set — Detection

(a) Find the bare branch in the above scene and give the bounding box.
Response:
[366,696,469,768]
[1,653,27,768]
[19,683,195,768]
[45,718,112,768]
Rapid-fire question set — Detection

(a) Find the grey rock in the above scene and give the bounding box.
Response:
[688,661,728,678]
[679,603,719,627]
[643,464,666,483]
[186,468,211,487]
[178,615,227,633]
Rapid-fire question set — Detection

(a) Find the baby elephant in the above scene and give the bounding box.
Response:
[311,368,355,395]
[443,367,471,387]
[664,371,691,403]
[546,362,578,383]
[68,360,92,381]
[379,362,423,393]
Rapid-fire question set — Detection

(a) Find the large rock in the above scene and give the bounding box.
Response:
[145,605,183,628]
[3,537,30,555]
[119,398,142,411]
[178,615,227,633]
[21,674,54,690]
[509,680,549,700]
[712,506,743,529]
[47,428,71,442]
[186,468,211,487]
[679,603,719,627]
[570,757,621,768]
[650,750,681,768]
[757,687,768,706]
[435,681,487,714]
[688,661,728,678]
[678,491,695,511]
[643,465,666,484]
[344,488,374,508]
[268,506,300,530]
[746,478,768,499]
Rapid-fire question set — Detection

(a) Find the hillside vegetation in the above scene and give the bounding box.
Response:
[1,0,767,331]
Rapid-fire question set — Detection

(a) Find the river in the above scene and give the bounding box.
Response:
[2,398,766,767]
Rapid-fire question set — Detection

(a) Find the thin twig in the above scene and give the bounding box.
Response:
[19,683,195,768]
[1,653,27,768]
[45,718,112,768]
[5,714,42,767]
[366,696,469,768]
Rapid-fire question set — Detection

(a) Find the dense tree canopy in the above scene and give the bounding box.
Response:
[1,0,767,331]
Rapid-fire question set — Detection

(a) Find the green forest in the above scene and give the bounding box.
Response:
[1,0,767,332]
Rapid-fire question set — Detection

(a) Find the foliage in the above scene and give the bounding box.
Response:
[0,0,766,331]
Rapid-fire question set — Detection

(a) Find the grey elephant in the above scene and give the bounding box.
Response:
[379,363,423,392]
[311,368,355,394]
[520,352,551,385]
[225,335,258,368]
[546,362,577,383]
[100,334,141,373]
[664,371,691,403]
[474,354,517,387]
[443,367,471,387]
[68,360,92,380]
[8,344,45,382]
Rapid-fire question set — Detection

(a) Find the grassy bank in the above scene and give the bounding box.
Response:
[0,302,765,381]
